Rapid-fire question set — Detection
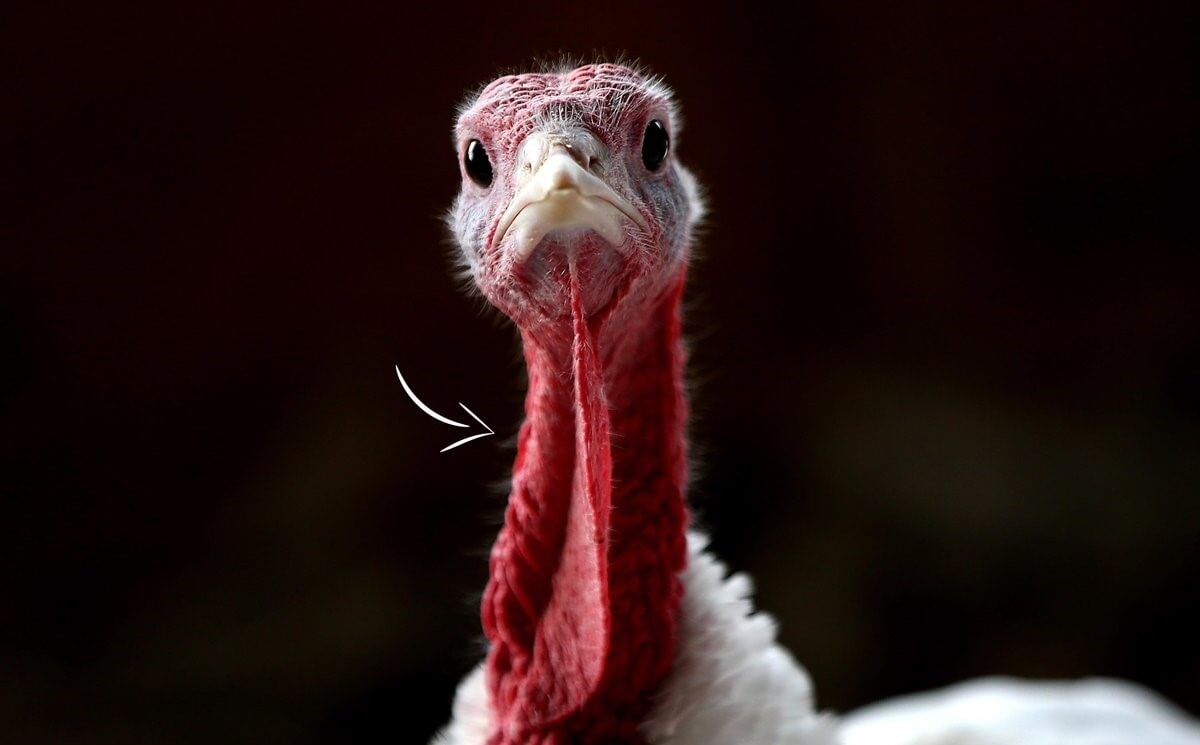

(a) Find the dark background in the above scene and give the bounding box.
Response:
[4,2,1198,742]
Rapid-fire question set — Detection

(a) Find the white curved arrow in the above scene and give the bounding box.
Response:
[395,365,494,452]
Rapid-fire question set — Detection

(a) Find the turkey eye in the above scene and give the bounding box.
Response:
[641,120,669,171]
[464,139,493,187]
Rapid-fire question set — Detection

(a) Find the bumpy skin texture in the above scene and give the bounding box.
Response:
[449,64,695,325]
[449,64,702,744]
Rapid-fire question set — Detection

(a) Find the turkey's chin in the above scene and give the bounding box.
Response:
[508,230,632,323]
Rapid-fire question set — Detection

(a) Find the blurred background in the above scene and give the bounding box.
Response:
[3,1,1198,742]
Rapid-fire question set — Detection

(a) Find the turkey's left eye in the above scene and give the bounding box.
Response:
[464,139,493,187]
[641,120,669,172]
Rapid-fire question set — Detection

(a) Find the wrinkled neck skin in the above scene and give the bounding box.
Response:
[482,263,691,745]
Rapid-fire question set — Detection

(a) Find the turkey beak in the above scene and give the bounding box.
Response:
[493,131,648,260]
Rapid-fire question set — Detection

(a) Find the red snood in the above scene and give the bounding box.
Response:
[481,269,691,744]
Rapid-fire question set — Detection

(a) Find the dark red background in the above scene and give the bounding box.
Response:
[4,2,1198,742]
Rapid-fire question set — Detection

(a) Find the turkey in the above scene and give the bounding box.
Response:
[429,62,1200,745]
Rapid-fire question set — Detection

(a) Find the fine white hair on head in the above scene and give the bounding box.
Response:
[453,59,683,144]
[445,59,700,311]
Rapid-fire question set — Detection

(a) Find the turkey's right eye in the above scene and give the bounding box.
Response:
[464,139,493,187]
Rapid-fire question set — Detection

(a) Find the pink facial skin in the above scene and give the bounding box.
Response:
[447,63,702,329]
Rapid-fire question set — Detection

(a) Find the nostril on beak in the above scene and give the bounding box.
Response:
[514,131,610,189]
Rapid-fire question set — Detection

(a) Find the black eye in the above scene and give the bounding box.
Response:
[464,139,493,187]
[641,120,669,171]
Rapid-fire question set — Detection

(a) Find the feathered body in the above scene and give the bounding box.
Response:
[433,533,839,744]
[431,61,1200,745]
[841,677,1200,745]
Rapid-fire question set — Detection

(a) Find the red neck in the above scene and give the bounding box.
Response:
[482,269,691,744]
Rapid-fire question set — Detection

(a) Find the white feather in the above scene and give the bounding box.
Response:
[841,676,1200,745]
[429,664,490,745]
[639,532,839,744]
[432,534,1200,744]
[430,532,838,744]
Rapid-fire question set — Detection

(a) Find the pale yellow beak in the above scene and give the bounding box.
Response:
[493,132,648,260]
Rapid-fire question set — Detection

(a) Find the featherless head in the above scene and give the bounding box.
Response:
[449,62,703,326]
[444,63,701,744]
